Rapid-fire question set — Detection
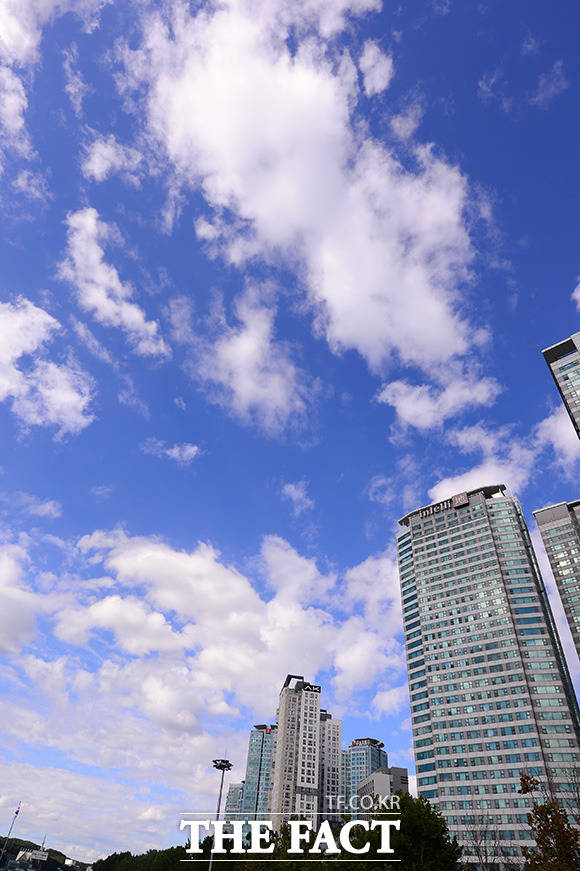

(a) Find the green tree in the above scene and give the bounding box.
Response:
[519,773,580,871]
[339,792,462,871]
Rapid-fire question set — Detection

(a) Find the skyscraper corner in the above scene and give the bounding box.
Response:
[542,332,580,438]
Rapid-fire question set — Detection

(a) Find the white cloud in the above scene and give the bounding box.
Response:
[372,683,409,715]
[521,33,540,57]
[0,491,62,518]
[535,405,580,476]
[82,134,143,183]
[0,545,45,654]
[529,60,569,108]
[0,65,31,160]
[140,437,200,465]
[359,41,394,96]
[59,207,170,358]
[260,534,334,604]
[429,423,536,502]
[12,357,95,437]
[54,594,197,656]
[73,529,404,722]
[0,759,180,862]
[280,480,314,516]
[63,43,92,117]
[389,103,423,141]
[0,0,111,67]
[117,0,479,377]
[0,526,409,856]
[477,68,512,114]
[430,405,580,502]
[365,474,393,506]
[571,276,580,312]
[12,168,51,200]
[0,297,95,436]
[378,372,502,430]
[195,289,314,435]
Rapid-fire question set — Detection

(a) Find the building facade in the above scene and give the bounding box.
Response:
[237,724,277,820]
[356,765,410,812]
[535,500,580,658]
[397,485,580,864]
[542,333,580,438]
[318,711,342,821]
[388,766,409,794]
[224,781,245,822]
[270,675,322,828]
[341,738,388,808]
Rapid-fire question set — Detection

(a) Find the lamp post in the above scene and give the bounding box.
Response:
[0,803,21,869]
[208,759,232,871]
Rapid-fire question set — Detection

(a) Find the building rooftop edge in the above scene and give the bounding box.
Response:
[398,484,507,528]
[534,500,580,517]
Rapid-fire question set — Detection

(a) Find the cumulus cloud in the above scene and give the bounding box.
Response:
[280,480,314,516]
[59,208,170,358]
[54,594,197,656]
[378,372,502,431]
[429,406,580,502]
[116,0,480,378]
[529,60,569,108]
[0,524,408,855]
[82,134,144,183]
[0,0,111,67]
[0,545,46,654]
[429,423,537,501]
[140,437,200,464]
[359,41,394,96]
[0,297,94,436]
[535,405,580,475]
[72,528,404,721]
[194,289,314,435]
[372,683,410,715]
[389,103,423,141]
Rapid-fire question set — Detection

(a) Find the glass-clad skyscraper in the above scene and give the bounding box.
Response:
[535,500,580,659]
[240,724,277,819]
[397,485,580,863]
[341,738,388,807]
[542,333,580,438]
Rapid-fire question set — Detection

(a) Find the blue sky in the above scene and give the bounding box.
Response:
[1,0,580,861]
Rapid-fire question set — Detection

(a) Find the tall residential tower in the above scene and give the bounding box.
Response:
[270,675,341,829]
[542,333,580,438]
[397,485,580,864]
[535,500,580,658]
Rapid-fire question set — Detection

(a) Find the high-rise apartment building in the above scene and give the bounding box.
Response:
[341,738,388,808]
[535,500,580,658]
[224,781,245,822]
[240,724,277,820]
[397,485,580,864]
[542,333,580,437]
[318,711,342,821]
[270,675,341,829]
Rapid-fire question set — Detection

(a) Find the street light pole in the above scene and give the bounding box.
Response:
[207,759,232,871]
[0,803,21,869]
